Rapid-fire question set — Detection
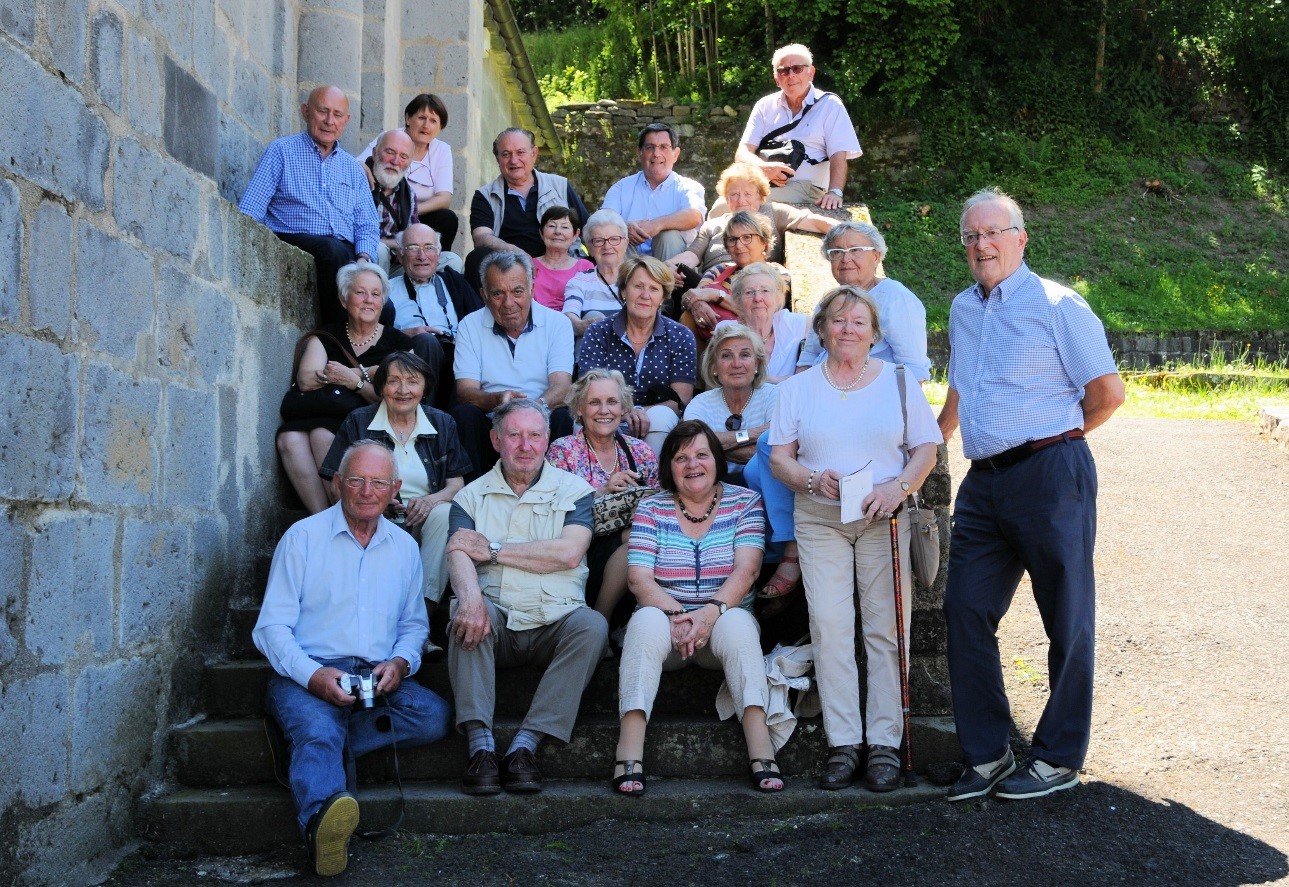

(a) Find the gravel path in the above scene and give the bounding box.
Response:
[106,417,1289,886]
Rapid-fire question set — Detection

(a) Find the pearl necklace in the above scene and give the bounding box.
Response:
[347,322,380,351]
[821,356,870,399]
[678,487,721,523]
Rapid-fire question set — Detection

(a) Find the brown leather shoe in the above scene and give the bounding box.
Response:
[818,744,862,791]
[864,744,901,793]
[461,749,502,795]
[501,747,543,793]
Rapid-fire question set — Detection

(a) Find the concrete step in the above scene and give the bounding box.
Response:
[171,713,960,788]
[139,779,949,855]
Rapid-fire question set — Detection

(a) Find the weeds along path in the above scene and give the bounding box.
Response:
[949,415,1289,854]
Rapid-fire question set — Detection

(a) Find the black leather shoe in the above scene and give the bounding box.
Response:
[946,749,1016,802]
[818,744,862,791]
[864,744,902,793]
[461,749,502,795]
[501,747,543,792]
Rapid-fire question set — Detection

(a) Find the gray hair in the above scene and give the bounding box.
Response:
[811,286,884,345]
[479,250,534,290]
[773,44,813,68]
[567,368,634,420]
[701,322,768,390]
[730,262,787,313]
[396,223,439,249]
[724,210,776,255]
[336,438,399,482]
[583,208,629,240]
[821,220,887,260]
[491,397,550,433]
[492,127,536,154]
[960,186,1026,233]
[336,261,389,306]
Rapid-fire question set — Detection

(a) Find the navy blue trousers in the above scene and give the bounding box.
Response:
[944,438,1098,770]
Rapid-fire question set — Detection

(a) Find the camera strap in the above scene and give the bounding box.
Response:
[755,92,834,165]
[353,703,406,841]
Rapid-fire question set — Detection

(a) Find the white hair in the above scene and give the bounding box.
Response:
[773,44,813,68]
[960,187,1026,233]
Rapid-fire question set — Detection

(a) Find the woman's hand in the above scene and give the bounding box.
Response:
[601,470,641,493]
[318,360,360,389]
[813,468,843,501]
[402,494,439,529]
[690,298,721,332]
[861,479,907,522]
[626,406,651,438]
[671,606,716,660]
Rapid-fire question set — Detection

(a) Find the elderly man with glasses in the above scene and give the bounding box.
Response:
[732,44,861,210]
[253,440,451,876]
[602,122,706,260]
[938,187,1124,803]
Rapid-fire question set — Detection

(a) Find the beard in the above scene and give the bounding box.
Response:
[373,164,406,192]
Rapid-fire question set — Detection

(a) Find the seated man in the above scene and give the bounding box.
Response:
[466,127,590,288]
[451,251,575,480]
[366,129,418,274]
[446,398,608,795]
[239,85,379,325]
[386,223,484,407]
[253,440,451,876]
[602,122,705,261]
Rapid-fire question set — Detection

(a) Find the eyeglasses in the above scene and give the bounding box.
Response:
[725,414,743,431]
[589,235,626,248]
[342,476,394,492]
[402,244,439,255]
[775,64,810,76]
[825,246,878,260]
[724,233,761,246]
[959,226,1020,247]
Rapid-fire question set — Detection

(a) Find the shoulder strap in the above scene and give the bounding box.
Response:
[313,329,362,369]
[895,364,910,466]
[614,432,638,473]
[755,92,835,149]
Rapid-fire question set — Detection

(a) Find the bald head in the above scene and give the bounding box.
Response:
[398,223,441,283]
[301,86,351,154]
[372,129,414,192]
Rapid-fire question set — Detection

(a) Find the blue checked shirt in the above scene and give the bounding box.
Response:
[947,264,1117,460]
[238,132,380,260]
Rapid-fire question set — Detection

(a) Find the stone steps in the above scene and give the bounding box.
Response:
[139,780,949,854]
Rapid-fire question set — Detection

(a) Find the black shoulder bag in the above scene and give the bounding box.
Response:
[755,92,834,171]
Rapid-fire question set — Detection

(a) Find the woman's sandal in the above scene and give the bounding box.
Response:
[749,758,785,793]
[612,760,646,796]
[757,556,801,600]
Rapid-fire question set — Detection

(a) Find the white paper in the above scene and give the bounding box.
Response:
[840,467,873,524]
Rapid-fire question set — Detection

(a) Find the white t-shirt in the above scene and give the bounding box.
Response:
[741,87,862,190]
[769,361,941,506]
[359,136,454,206]
[453,302,574,401]
[684,383,779,430]
[797,277,932,381]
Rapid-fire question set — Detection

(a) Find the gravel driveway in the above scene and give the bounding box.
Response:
[106,416,1289,886]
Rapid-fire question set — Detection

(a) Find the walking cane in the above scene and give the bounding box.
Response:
[889,511,917,787]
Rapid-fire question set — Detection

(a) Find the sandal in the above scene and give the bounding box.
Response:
[749,758,785,793]
[612,760,646,796]
[757,556,801,600]
[819,744,863,791]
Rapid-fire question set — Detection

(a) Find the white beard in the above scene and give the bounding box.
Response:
[373,164,406,192]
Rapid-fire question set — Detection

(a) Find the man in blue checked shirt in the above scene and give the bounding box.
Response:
[937,187,1124,804]
[239,85,381,326]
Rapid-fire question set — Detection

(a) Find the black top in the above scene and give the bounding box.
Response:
[321,322,414,369]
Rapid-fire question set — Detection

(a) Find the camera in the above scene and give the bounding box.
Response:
[342,667,380,710]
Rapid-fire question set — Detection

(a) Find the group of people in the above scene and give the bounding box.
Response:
[243,42,1125,880]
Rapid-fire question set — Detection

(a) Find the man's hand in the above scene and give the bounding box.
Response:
[760,161,796,187]
[626,220,658,246]
[448,528,492,564]
[372,658,408,695]
[452,596,492,651]
[817,191,843,210]
[308,666,358,707]
[405,325,445,338]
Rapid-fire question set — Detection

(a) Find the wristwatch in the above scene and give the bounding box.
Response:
[709,601,728,617]
[488,541,502,565]
[899,480,911,493]
[827,187,844,197]
[734,430,750,445]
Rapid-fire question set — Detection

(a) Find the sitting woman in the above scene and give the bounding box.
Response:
[563,209,629,337]
[679,211,788,348]
[769,286,941,792]
[578,254,696,455]
[320,352,474,655]
[547,369,659,627]
[277,261,414,513]
[683,324,802,608]
[532,206,594,312]
[612,420,781,795]
[670,162,836,274]
[725,262,808,383]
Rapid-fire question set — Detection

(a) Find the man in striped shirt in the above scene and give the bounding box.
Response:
[938,187,1124,803]
[239,85,380,325]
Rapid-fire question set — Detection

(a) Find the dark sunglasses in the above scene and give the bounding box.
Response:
[725,414,743,431]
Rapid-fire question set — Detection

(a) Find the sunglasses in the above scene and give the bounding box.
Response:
[775,64,810,76]
[725,414,743,431]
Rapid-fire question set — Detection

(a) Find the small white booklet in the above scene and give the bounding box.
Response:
[839,467,873,524]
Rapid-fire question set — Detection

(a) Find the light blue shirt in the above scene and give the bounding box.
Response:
[798,277,932,381]
[388,273,459,334]
[238,131,381,260]
[602,170,706,254]
[947,263,1118,460]
[253,503,427,688]
[453,302,575,401]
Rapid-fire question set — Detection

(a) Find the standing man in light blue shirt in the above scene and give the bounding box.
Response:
[937,187,1124,804]
[253,440,451,876]
[239,85,381,326]
[602,123,706,261]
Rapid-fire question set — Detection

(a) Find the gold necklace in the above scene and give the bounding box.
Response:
[821,356,870,400]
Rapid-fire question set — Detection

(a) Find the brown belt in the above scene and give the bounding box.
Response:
[971,429,1085,471]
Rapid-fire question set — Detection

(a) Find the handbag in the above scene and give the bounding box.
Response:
[279,330,369,423]
[591,433,653,536]
[895,365,941,586]
[754,93,833,171]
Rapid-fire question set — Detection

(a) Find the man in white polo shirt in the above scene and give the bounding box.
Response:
[450,250,575,480]
[733,44,862,210]
[602,123,706,261]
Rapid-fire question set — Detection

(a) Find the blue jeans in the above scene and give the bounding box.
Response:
[266,657,452,834]
[744,435,795,546]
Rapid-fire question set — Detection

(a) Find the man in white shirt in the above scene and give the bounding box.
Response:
[253,441,451,876]
[733,44,862,210]
[602,123,706,261]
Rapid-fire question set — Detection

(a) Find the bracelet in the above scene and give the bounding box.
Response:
[661,608,682,617]
[806,470,816,496]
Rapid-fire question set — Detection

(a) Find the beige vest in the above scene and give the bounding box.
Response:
[480,171,571,237]
[455,461,593,630]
